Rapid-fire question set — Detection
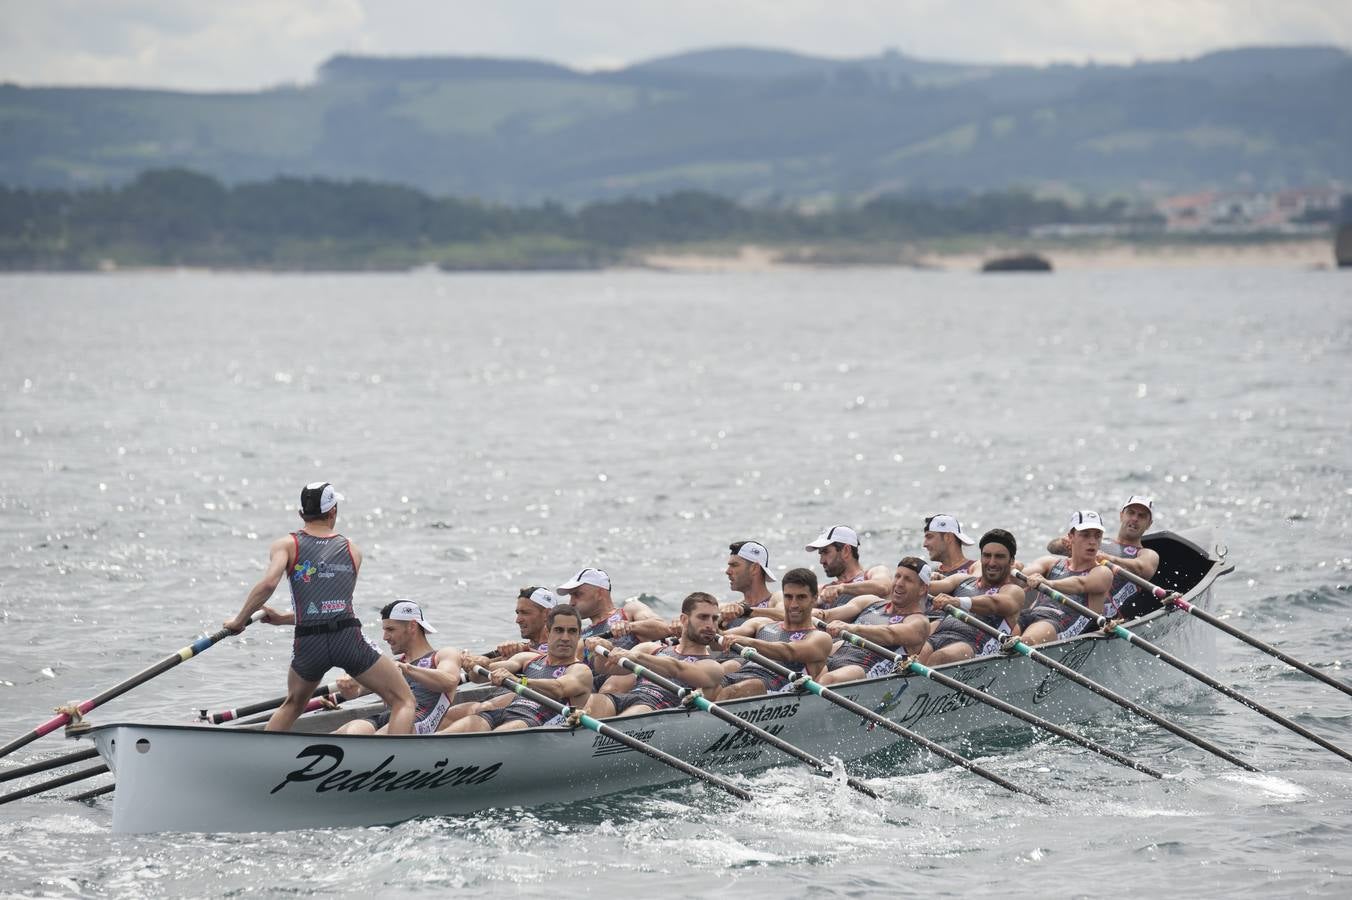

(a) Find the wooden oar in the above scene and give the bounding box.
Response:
[1016,572,1352,766]
[828,629,1163,778]
[0,763,109,806]
[471,665,751,801]
[594,646,881,798]
[1100,558,1352,701]
[202,681,342,725]
[0,610,265,760]
[724,642,1048,803]
[946,607,1258,771]
[0,747,100,785]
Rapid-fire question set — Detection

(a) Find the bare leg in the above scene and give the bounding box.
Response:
[352,656,416,735]
[265,667,322,732]
[1019,622,1056,646]
[818,665,867,685]
[599,674,636,693]
[716,679,767,700]
[926,643,977,666]
[334,718,377,735]
[584,694,618,717]
[446,712,491,733]
[617,703,656,717]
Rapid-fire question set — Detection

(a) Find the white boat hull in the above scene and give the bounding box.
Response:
[87,529,1232,832]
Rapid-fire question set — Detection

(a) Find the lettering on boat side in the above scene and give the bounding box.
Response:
[734,702,800,725]
[591,729,656,757]
[1032,641,1095,703]
[887,671,1000,727]
[269,744,502,795]
[702,723,784,755]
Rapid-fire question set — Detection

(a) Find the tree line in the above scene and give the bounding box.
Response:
[0,168,1152,270]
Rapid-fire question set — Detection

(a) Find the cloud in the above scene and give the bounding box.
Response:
[0,0,1348,90]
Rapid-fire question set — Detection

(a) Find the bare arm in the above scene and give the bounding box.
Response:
[225,537,292,631]
[515,662,592,700]
[626,651,724,689]
[723,616,773,638]
[732,630,833,666]
[843,615,931,652]
[1045,565,1113,600]
[819,592,885,622]
[1102,548,1160,580]
[927,571,969,595]
[625,617,680,642]
[399,649,464,700]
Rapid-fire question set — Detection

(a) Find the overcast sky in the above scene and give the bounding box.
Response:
[2,0,1349,91]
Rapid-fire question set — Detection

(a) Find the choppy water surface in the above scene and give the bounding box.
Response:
[1,267,1350,898]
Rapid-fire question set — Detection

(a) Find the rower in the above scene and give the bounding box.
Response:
[923,514,980,581]
[1019,511,1114,645]
[223,482,415,734]
[584,592,725,718]
[561,566,669,693]
[817,557,932,684]
[804,524,892,610]
[446,604,592,732]
[494,587,559,658]
[1049,496,1161,620]
[717,568,834,699]
[720,540,782,627]
[434,586,558,730]
[923,530,1025,664]
[332,600,463,735]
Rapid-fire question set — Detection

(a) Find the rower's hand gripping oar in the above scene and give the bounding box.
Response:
[1015,570,1352,766]
[470,665,751,802]
[594,645,881,798]
[723,641,1049,803]
[1099,558,1352,702]
[0,610,266,760]
[201,680,343,725]
[944,606,1258,771]
[824,627,1163,779]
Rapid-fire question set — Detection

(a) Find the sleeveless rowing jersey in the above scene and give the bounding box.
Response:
[288,532,358,625]
[401,650,453,735]
[1100,538,1146,618]
[736,621,814,678]
[1032,559,1093,612]
[929,578,1010,654]
[632,645,706,705]
[583,608,638,649]
[725,597,774,630]
[819,571,868,610]
[828,599,913,673]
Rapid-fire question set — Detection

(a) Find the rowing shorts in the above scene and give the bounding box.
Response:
[291,625,380,683]
[477,698,555,730]
[827,645,883,672]
[609,686,678,715]
[1018,605,1090,640]
[721,664,792,693]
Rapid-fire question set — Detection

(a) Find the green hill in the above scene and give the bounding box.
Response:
[2,45,1348,202]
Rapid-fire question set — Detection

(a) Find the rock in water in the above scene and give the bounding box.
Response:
[981,253,1053,273]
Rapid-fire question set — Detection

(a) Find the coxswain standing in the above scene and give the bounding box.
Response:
[718,568,834,699]
[446,604,592,733]
[332,600,462,735]
[584,592,725,718]
[924,529,1025,664]
[804,525,892,610]
[1019,511,1114,645]
[817,557,932,685]
[223,482,415,734]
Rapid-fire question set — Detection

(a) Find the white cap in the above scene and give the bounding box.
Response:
[735,541,776,582]
[386,599,437,633]
[300,481,344,516]
[1067,510,1106,534]
[557,567,611,593]
[805,525,860,551]
[898,558,933,585]
[527,588,559,609]
[925,514,975,547]
[1121,495,1154,517]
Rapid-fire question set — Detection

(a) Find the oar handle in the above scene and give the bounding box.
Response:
[725,641,1047,803]
[470,665,751,801]
[0,747,101,785]
[0,610,264,760]
[204,680,340,725]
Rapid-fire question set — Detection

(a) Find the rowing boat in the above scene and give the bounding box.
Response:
[79,527,1230,832]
